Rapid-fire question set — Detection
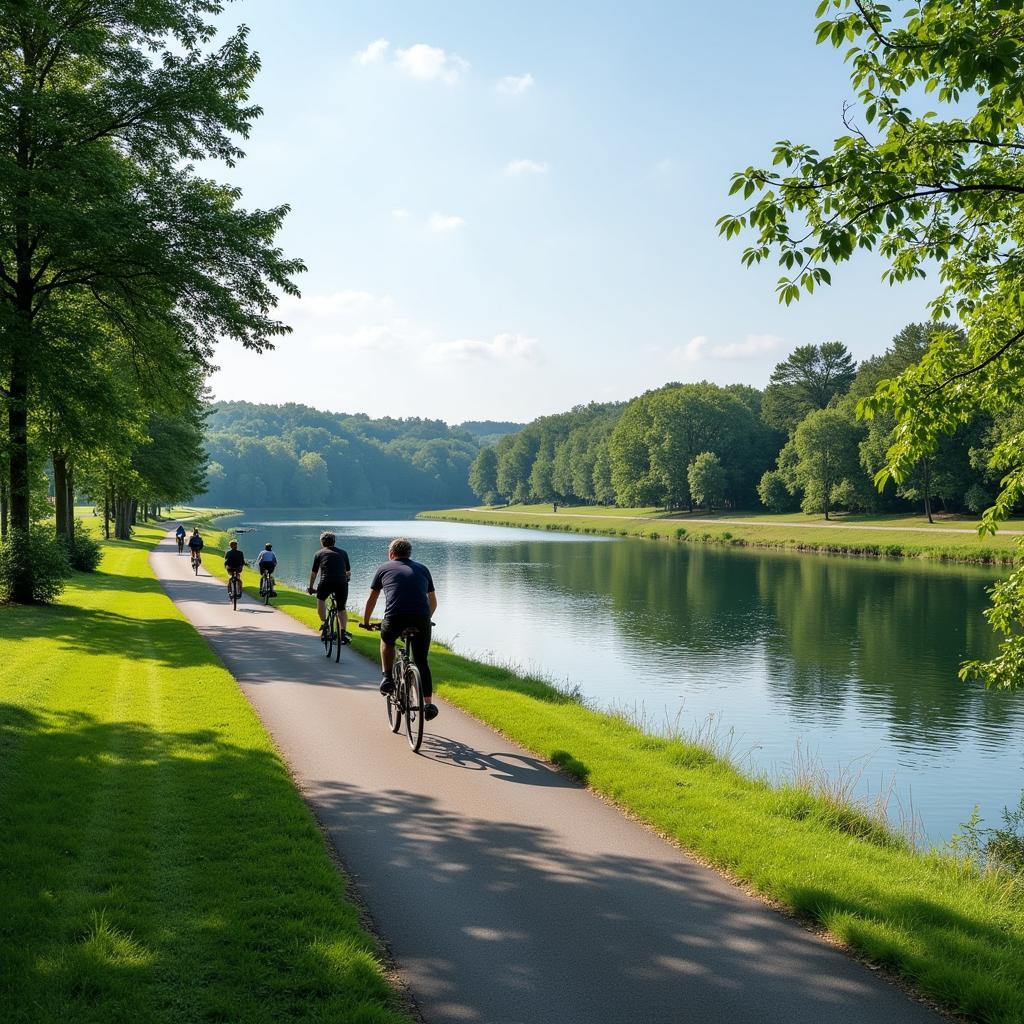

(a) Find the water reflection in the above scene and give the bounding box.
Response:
[237,515,1023,841]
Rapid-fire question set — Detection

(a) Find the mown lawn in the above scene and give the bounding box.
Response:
[422,506,1022,564]
[0,524,408,1024]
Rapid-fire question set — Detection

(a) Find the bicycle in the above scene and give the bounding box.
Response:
[319,591,343,663]
[258,570,275,605]
[190,549,202,575]
[176,535,185,555]
[227,570,242,611]
[361,623,428,753]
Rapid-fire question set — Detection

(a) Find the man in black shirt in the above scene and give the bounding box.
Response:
[307,531,351,637]
[224,539,246,596]
[361,537,439,721]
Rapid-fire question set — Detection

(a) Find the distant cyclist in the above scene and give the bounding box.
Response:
[224,539,245,596]
[307,531,351,638]
[256,542,278,596]
[187,528,204,567]
[175,523,186,554]
[361,537,439,721]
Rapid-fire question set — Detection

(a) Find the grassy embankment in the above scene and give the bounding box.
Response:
[182,513,1024,1021]
[0,518,409,1024]
[420,504,1023,565]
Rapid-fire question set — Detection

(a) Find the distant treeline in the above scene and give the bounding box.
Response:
[468,324,1016,518]
[201,403,521,508]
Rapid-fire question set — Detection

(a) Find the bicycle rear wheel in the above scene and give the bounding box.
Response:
[334,614,342,662]
[230,576,240,610]
[404,664,424,752]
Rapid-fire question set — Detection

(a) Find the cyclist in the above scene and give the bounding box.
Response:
[307,531,351,639]
[256,542,278,596]
[224,539,245,597]
[361,537,439,721]
[175,523,186,554]
[187,527,204,568]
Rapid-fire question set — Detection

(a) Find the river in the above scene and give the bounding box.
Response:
[224,512,1023,844]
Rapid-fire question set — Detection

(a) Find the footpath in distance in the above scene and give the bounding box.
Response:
[151,531,941,1024]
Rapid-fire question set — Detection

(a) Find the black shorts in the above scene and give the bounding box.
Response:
[316,580,348,604]
[380,613,432,647]
[259,563,276,575]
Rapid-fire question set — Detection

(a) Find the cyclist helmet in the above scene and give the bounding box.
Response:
[229,540,238,549]
[264,543,273,550]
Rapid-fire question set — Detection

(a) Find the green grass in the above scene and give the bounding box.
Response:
[421,505,1022,565]
[0,523,409,1024]
[236,560,1024,1021]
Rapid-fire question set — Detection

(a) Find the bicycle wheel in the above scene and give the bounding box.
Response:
[193,557,200,576]
[334,613,342,663]
[323,605,335,658]
[262,576,270,604]
[404,664,424,752]
[388,661,403,733]
[231,576,239,611]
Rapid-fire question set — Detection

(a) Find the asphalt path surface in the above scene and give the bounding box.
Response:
[152,532,941,1024]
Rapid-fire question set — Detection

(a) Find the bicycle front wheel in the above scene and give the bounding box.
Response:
[388,662,403,733]
[404,664,424,752]
[323,607,335,658]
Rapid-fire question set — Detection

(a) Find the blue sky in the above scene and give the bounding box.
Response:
[209,1,936,423]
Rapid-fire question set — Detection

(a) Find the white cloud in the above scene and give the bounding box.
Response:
[424,332,540,364]
[497,72,534,95]
[394,43,469,84]
[664,332,782,366]
[354,39,389,65]
[428,212,465,233]
[711,333,782,359]
[391,207,410,221]
[667,336,708,364]
[506,159,549,176]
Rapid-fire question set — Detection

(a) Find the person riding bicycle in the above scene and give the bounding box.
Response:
[187,528,204,564]
[224,539,245,596]
[256,543,278,596]
[307,531,351,639]
[361,537,439,722]
[175,523,186,553]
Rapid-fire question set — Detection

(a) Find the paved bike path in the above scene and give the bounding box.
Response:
[151,533,940,1024]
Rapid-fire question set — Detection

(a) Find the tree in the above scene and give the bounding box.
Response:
[792,408,865,519]
[468,447,499,503]
[0,2,303,600]
[687,452,727,511]
[757,470,799,512]
[761,342,857,433]
[721,0,1024,687]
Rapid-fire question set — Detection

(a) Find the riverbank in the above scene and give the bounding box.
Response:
[220,530,1024,1022]
[0,520,409,1024]
[420,505,1022,565]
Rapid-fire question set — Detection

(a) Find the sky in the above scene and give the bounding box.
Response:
[207,0,937,424]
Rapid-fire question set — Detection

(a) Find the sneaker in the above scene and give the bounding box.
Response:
[341,630,352,645]
[319,622,328,637]
[423,704,439,722]
[379,676,395,696]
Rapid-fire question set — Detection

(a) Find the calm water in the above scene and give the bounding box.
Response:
[228,513,1023,843]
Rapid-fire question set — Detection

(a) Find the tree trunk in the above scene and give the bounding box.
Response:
[922,459,933,524]
[8,350,33,600]
[53,453,68,540]
[0,478,7,541]
[104,485,111,540]
[66,463,75,541]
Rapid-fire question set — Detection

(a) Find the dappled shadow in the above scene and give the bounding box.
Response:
[309,780,942,1024]
[0,702,403,1024]
[1,597,223,671]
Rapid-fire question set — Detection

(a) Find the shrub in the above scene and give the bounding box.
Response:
[675,527,687,540]
[964,482,992,515]
[757,470,798,512]
[0,529,72,603]
[66,523,102,572]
